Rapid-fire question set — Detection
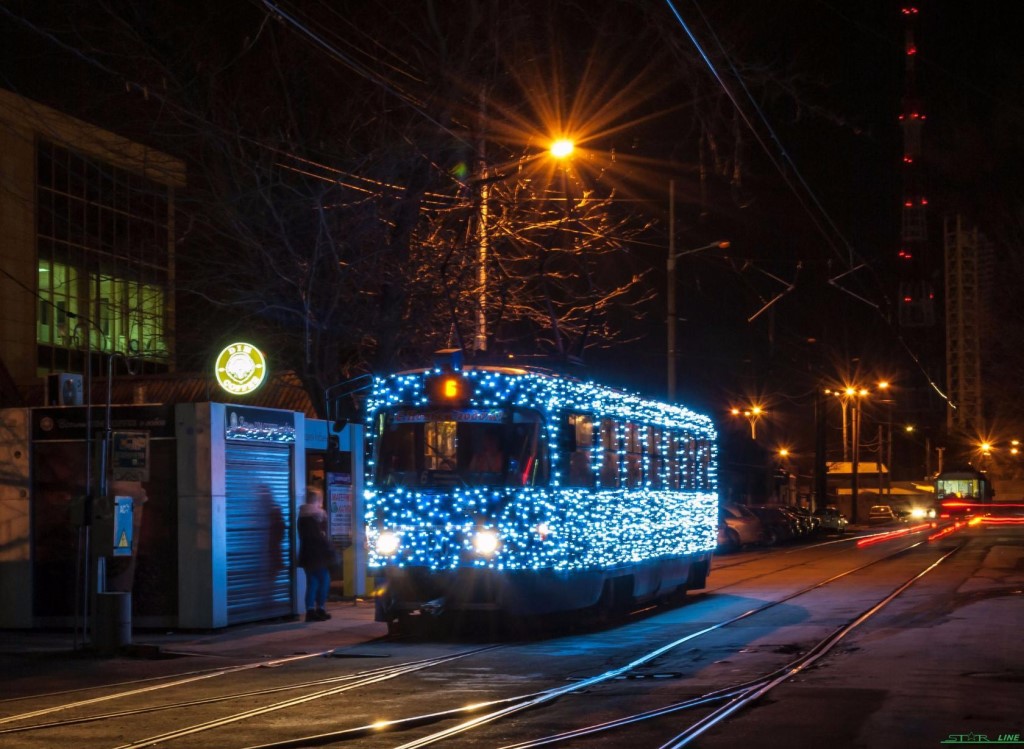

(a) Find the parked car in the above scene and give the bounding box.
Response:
[786,505,821,534]
[814,506,849,534]
[747,505,800,545]
[868,504,898,524]
[718,502,765,551]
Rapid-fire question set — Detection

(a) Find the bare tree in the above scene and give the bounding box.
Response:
[4,0,788,414]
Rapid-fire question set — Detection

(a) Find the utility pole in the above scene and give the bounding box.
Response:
[666,181,728,401]
[667,180,677,401]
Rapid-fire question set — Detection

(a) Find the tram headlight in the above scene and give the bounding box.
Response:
[375,530,400,556]
[472,528,500,557]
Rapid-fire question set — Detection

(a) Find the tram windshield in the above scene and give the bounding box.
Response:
[374,407,545,488]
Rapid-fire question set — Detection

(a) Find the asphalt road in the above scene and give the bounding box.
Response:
[1,522,1021,749]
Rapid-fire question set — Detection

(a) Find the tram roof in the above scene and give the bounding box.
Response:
[373,365,717,436]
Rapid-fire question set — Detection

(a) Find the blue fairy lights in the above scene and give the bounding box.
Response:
[365,366,718,572]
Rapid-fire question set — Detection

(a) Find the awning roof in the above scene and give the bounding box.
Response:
[32,371,317,416]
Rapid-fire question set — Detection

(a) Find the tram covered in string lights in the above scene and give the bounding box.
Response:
[364,352,718,627]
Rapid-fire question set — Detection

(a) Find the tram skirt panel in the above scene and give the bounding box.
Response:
[225,443,294,624]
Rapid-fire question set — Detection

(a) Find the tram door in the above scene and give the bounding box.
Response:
[224,443,294,624]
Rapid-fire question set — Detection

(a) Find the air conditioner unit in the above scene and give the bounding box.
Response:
[47,373,84,406]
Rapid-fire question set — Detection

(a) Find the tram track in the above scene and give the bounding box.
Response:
[233,534,960,749]
[701,523,931,592]
[502,544,964,749]
[0,646,504,744]
[2,526,962,749]
[0,649,340,708]
[0,649,339,725]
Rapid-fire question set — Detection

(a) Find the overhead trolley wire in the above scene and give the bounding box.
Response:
[663,0,953,406]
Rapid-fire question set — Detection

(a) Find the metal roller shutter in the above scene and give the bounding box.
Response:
[225,443,293,624]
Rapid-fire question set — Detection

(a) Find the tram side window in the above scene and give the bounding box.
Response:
[506,413,548,487]
[697,440,712,489]
[647,427,663,488]
[625,423,643,488]
[683,438,697,490]
[599,419,619,488]
[667,432,681,489]
[565,414,595,487]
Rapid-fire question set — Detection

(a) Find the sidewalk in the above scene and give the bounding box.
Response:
[0,598,388,663]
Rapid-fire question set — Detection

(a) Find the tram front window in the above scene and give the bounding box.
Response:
[375,408,543,488]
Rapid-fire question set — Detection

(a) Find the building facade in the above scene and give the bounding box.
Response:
[0,88,185,407]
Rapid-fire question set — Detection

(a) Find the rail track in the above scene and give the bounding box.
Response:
[0,522,972,749]
[243,533,959,749]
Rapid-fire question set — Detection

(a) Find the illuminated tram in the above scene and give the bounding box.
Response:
[935,469,993,519]
[363,352,718,628]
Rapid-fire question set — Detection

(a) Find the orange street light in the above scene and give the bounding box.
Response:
[730,404,765,440]
[549,138,575,159]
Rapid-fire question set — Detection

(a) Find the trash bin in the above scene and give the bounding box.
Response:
[94,591,132,652]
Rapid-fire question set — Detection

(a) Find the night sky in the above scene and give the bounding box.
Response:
[2,1,1021,463]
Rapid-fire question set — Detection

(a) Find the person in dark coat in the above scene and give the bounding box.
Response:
[297,486,333,622]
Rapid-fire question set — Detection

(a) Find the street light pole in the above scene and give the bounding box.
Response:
[730,406,764,439]
[850,399,860,524]
[474,89,489,354]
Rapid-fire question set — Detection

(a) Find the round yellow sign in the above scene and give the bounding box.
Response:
[215,342,267,395]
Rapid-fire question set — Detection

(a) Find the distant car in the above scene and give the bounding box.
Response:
[718,502,765,551]
[905,503,937,520]
[868,505,897,524]
[747,505,800,545]
[814,506,849,534]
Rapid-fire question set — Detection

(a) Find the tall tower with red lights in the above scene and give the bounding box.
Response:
[897,4,935,328]
[896,5,989,442]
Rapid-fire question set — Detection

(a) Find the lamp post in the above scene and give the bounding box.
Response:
[473,158,490,353]
[777,448,792,503]
[730,405,764,439]
[905,422,937,479]
[666,182,728,400]
[473,137,575,353]
[877,381,893,498]
[850,395,861,523]
[825,385,869,523]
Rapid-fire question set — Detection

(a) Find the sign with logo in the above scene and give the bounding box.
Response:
[215,342,267,395]
[225,405,296,443]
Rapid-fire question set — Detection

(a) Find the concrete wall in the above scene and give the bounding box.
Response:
[175,402,223,628]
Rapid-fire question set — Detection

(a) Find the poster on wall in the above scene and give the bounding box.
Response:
[327,473,352,548]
